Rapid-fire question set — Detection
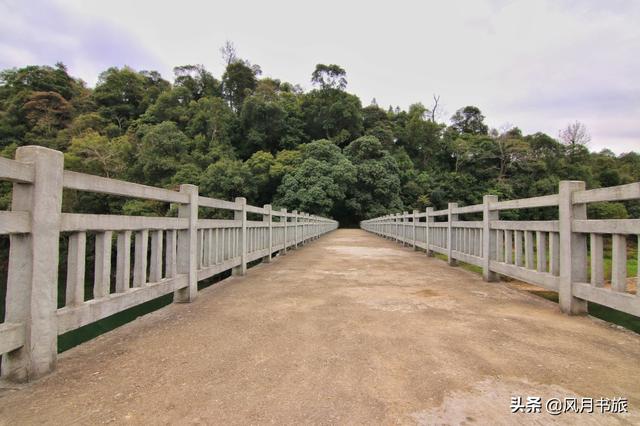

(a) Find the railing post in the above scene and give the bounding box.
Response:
[412,209,419,249]
[175,184,198,302]
[425,207,434,256]
[482,195,499,282]
[447,202,458,266]
[263,204,272,263]
[3,146,63,381]
[233,197,247,276]
[395,213,401,242]
[402,211,408,246]
[292,210,298,249]
[281,208,287,254]
[559,181,588,314]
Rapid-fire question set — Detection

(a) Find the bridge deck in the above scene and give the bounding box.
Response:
[1,229,639,424]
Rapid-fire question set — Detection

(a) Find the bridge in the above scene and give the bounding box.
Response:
[0,146,639,423]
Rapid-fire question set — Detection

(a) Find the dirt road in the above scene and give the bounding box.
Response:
[1,229,639,425]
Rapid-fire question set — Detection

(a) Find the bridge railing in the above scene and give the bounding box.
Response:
[0,146,337,382]
[361,180,639,318]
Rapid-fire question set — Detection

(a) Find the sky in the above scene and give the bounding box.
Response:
[1,0,639,153]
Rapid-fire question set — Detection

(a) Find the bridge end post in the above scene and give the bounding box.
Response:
[558,181,588,315]
[447,203,458,266]
[482,195,499,282]
[232,197,247,276]
[2,146,63,382]
[263,204,272,263]
[175,184,199,303]
[425,207,434,256]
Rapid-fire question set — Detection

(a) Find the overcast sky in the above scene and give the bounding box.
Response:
[1,0,638,153]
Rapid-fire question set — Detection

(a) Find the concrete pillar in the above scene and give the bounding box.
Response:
[558,181,588,315]
[3,146,63,382]
[426,207,434,256]
[292,210,298,249]
[447,202,458,266]
[232,197,247,276]
[281,208,287,254]
[263,204,272,263]
[482,195,499,282]
[412,209,419,250]
[175,184,198,302]
[402,211,408,246]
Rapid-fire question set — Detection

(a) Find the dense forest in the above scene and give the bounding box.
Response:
[1,47,638,225]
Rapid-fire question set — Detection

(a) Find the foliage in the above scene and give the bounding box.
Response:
[0,57,637,226]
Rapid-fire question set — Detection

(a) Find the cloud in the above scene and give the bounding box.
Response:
[1,0,638,153]
[0,0,165,85]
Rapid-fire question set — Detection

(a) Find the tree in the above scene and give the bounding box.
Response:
[559,121,591,147]
[200,158,255,201]
[343,135,403,222]
[301,89,363,144]
[137,122,194,186]
[222,61,259,112]
[311,64,348,90]
[428,94,442,122]
[275,140,356,217]
[220,40,238,66]
[173,65,221,100]
[450,106,488,135]
[239,79,305,156]
[92,67,148,132]
[398,103,443,169]
[22,91,73,137]
[65,131,128,178]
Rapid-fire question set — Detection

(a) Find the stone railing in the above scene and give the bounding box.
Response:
[361,180,639,319]
[0,146,337,382]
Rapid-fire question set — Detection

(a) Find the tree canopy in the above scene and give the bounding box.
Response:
[1,54,637,225]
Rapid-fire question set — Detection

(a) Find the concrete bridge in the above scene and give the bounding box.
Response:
[0,229,639,424]
[1,146,640,423]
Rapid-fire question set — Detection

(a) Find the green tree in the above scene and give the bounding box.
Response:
[92,67,148,132]
[275,139,356,217]
[311,64,347,90]
[450,106,488,135]
[173,65,221,100]
[343,135,403,222]
[137,122,194,186]
[222,61,259,112]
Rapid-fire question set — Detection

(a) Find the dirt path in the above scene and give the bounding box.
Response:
[1,229,639,425]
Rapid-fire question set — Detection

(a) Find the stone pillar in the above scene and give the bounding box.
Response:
[292,210,298,249]
[482,195,499,282]
[559,181,588,315]
[281,208,287,254]
[402,211,408,246]
[426,207,434,256]
[3,146,63,381]
[175,184,198,302]
[232,197,247,276]
[263,204,272,263]
[413,209,419,250]
[447,202,458,266]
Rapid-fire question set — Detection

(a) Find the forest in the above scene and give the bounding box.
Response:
[1,47,639,226]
